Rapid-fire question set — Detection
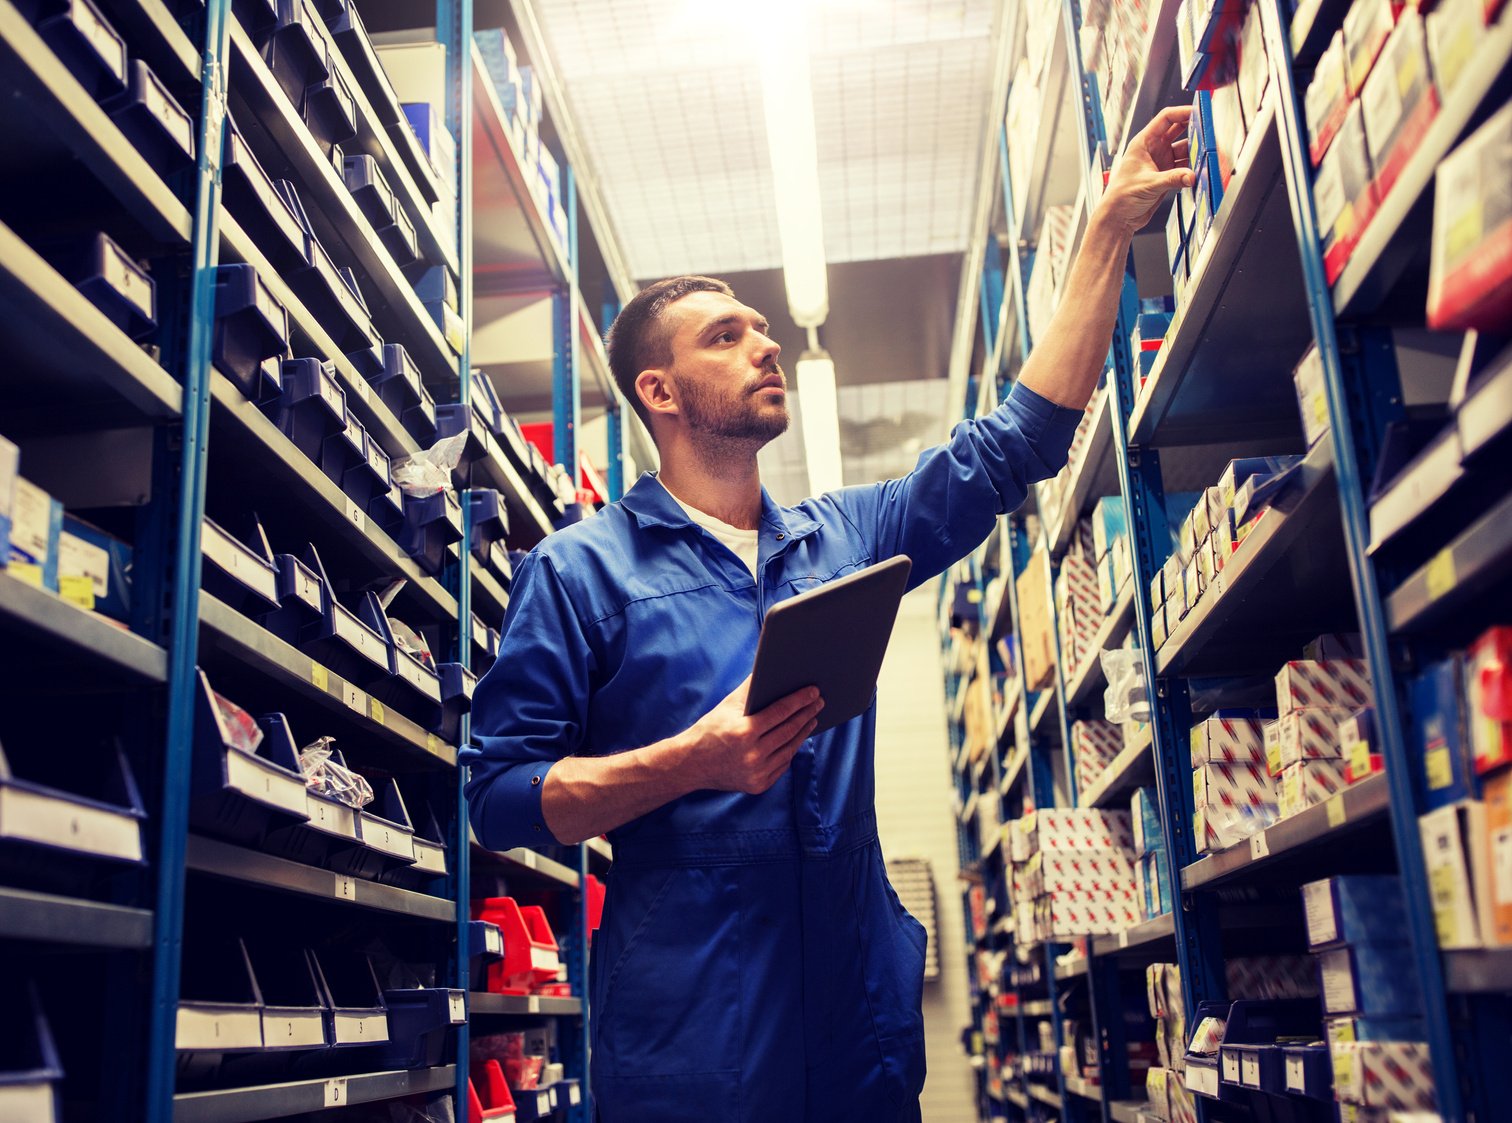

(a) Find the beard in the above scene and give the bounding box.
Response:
[677,370,791,447]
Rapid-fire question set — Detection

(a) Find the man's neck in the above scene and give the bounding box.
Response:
[657,441,764,531]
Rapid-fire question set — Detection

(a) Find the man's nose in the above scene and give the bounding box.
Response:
[754,332,781,368]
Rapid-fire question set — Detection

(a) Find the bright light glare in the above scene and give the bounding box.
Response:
[797,353,843,495]
[761,6,829,328]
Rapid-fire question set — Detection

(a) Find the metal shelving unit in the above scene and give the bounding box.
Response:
[939,0,1512,1119]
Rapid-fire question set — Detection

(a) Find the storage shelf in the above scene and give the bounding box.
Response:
[198,593,457,768]
[1110,1099,1153,1123]
[1331,16,1512,316]
[1444,949,1512,994]
[0,570,168,683]
[1156,437,1351,676]
[185,835,455,922]
[586,836,612,865]
[226,19,458,387]
[1078,722,1154,810]
[0,218,181,426]
[1064,1073,1101,1101]
[1109,0,1183,157]
[1063,581,1135,709]
[466,422,558,544]
[0,2,190,246]
[1006,1086,1030,1110]
[1091,911,1175,958]
[1044,390,1116,558]
[206,371,457,624]
[1029,689,1057,740]
[0,884,153,949]
[999,741,1030,798]
[1289,0,1352,64]
[1029,1083,1063,1108]
[173,1066,457,1123]
[1181,773,1390,891]
[1127,99,1313,447]
[471,837,581,888]
[1387,488,1512,634]
[470,993,583,1017]
[471,558,512,622]
[1013,17,1077,247]
[100,0,199,86]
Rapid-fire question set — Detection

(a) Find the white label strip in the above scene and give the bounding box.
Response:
[0,786,141,861]
[224,751,309,817]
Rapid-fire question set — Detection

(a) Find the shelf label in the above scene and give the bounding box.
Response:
[349,375,369,404]
[9,563,42,588]
[334,875,355,900]
[1249,831,1270,860]
[485,926,502,955]
[448,992,466,1022]
[1426,746,1454,790]
[1286,1055,1306,1091]
[325,1079,348,1107]
[1119,929,1130,948]
[342,682,365,713]
[345,499,366,532]
[1327,795,1347,828]
[1425,548,1456,602]
[310,663,329,693]
[529,995,541,1012]
[369,698,386,726]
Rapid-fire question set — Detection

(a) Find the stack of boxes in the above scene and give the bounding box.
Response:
[1304,875,1436,1112]
[1414,626,1512,952]
[1025,204,1076,347]
[1072,719,1123,795]
[1054,538,1100,677]
[1079,0,1157,156]
[1009,809,1142,940]
[1132,786,1172,919]
[1129,297,1174,391]
[1092,494,1131,621]
[1269,646,1374,819]
[1428,97,1512,332]
[1191,711,1275,853]
[1142,963,1197,1123]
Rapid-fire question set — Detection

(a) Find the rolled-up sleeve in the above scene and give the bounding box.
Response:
[836,381,1082,585]
[461,551,592,850]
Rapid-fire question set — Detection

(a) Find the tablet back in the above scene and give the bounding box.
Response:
[746,555,913,734]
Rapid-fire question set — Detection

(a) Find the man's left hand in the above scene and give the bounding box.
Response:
[1098,105,1196,235]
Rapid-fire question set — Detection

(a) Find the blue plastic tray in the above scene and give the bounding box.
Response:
[262,0,328,106]
[106,59,194,176]
[188,673,309,846]
[397,489,463,576]
[201,514,281,616]
[37,0,126,100]
[212,264,289,397]
[51,231,156,340]
[265,357,346,467]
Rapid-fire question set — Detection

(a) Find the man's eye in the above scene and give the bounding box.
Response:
[714,331,735,344]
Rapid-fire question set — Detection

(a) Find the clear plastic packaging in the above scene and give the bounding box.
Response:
[391,431,468,496]
[389,616,435,670]
[1101,647,1150,724]
[298,737,373,808]
[212,691,263,753]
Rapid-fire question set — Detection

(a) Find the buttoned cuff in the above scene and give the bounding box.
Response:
[468,754,561,850]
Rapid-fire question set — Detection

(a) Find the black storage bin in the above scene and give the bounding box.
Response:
[264,357,346,468]
[105,59,195,176]
[37,0,127,100]
[262,0,328,106]
[212,264,289,397]
[201,514,281,617]
[304,64,357,150]
[224,127,308,267]
[46,231,156,340]
[396,489,463,576]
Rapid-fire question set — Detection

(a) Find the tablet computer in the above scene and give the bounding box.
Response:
[746,555,913,734]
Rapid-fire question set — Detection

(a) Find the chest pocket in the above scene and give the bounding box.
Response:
[777,557,869,599]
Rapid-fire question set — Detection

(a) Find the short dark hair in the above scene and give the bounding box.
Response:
[606,275,733,431]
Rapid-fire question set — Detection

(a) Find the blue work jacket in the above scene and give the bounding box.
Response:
[463,382,1079,1122]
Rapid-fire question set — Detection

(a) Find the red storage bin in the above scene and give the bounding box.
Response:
[586,873,605,944]
[469,1060,518,1121]
[471,897,539,994]
[518,906,561,988]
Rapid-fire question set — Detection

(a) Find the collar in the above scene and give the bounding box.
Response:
[621,473,821,542]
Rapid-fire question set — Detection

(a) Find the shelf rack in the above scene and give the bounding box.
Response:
[0,2,644,1120]
[939,0,1512,1119]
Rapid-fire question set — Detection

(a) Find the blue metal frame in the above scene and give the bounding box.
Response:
[145,5,232,1120]
[602,295,625,502]
[553,169,581,485]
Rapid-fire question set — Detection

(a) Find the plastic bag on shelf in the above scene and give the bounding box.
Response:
[389,617,435,670]
[1188,1015,1227,1055]
[1101,648,1150,724]
[298,737,373,808]
[212,691,263,753]
[392,431,468,496]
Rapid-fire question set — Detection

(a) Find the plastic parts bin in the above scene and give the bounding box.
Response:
[467,488,511,569]
[397,488,464,576]
[586,873,605,943]
[470,1060,518,1121]
[513,1084,552,1121]
[328,0,404,130]
[303,63,356,150]
[309,951,389,1047]
[319,405,367,491]
[187,673,309,845]
[378,985,466,1069]
[212,264,289,397]
[281,186,376,350]
[472,897,558,995]
[176,936,264,1052]
[232,0,278,36]
[1215,998,1321,1094]
[1282,1042,1332,1099]
[105,59,195,176]
[257,547,324,645]
[436,662,477,741]
[519,906,562,988]
[264,357,345,469]
[300,556,392,682]
[401,791,449,879]
[47,232,156,340]
[224,126,308,267]
[259,715,362,867]
[245,940,327,1051]
[37,0,126,101]
[368,343,437,444]
[332,778,417,880]
[261,0,328,106]
[435,400,491,479]
[551,1080,583,1111]
[0,984,64,1123]
[343,154,419,266]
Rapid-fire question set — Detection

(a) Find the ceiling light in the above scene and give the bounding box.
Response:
[797,351,843,494]
[761,5,829,328]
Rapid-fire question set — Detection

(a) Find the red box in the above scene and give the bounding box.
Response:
[1360,10,1440,204]
[1469,626,1512,775]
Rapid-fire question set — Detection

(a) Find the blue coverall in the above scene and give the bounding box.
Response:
[463,382,1080,1122]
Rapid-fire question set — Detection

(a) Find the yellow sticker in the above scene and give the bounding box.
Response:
[1425,548,1456,602]
[1445,200,1484,262]
[58,575,95,610]
[427,733,442,754]
[310,663,329,693]
[1426,746,1454,790]
[8,562,43,588]
[1312,391,1329,427]
[369,699,386,726]
[1327,796,1347,828]
[1347,739,1371,775]
[1428,862,1461,944]
[1267,743,1284,777]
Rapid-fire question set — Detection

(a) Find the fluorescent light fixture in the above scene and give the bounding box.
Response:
[797,351,843,495]
[761,5,829,328]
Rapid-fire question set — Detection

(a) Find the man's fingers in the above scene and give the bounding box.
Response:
[749,685,822,732]
[1162,167,1196,191]
[1150,105,1193,139]
[760,700,824,750]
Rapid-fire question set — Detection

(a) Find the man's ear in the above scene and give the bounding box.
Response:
[635,368,679,422]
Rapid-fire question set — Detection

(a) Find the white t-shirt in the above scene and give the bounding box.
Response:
[663,485,760,577]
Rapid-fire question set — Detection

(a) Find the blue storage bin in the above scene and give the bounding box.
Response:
[468,919,504,963]
[366,607,443,712]
[397,489,463,576]
[262,0,328,106]
[344,425,394,511]
[466,488,510,566]
[378,986,465,1069]
[435,401,489,478]
[279,181,377,350]
[551,1080,583,1111]
[245,940,328,1051]
[309,951,388,1048]
[303,63,356,150]
[259,718,363,868]
[334,779,417,881]
[471,613,498,667]
[49,232,155,339]
[384,782,447,888]
[515,1085,554,1120]
[105,59,194,176]
[212,264,289,397]
[436,662,476,741]
[188,673,309,845]
[257,549,324,645]
[176,936,264,1053]
[232,0,278,35]
[1282,1043,1332,1100]
[342,154,419,266]
[1213,997,1322,1094]
[0,985,63,1123]
[367,343,436,443]
[225,127,307,266]
[319,405,367,491]
[37,0,126,100]
[302,576,394,684]
[265,358,346,467]
[201,515,281,616]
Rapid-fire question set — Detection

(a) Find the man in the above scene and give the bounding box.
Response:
[464,107,1194,1122]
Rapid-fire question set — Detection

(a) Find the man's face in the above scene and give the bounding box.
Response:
[658,290,789,446]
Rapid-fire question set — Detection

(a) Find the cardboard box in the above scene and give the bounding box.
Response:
[1305,32,1350,165]
[1191,713,1267,766]
[1142,849,1173,918]
[1194,761,1276,851]
[58,515,132,623]
[1026,808,1136,853]
[1276,709,1352,773]
[1279,758,1349,817]
[1132,786,1163,856]
[1293,344,1331,446]
[1419,800,1489,949]
[1325,1014,1427,1046]
[8,477,62,591]
[1427,98,1512,332]
[1073,719,1124,792]
[1018,547,1056,690]
[1468,626,1512,775]
[1091,495,1127,561]
[1217,457,1294,512]
[1226,955,1320,1000]
[1427,0,1487,103]
[1184,556,1203,607]
[1166,190,1187,277]
[1360,10,1439,202]
[1315,101,1379,284]
[1343,0,1397,95]
[1303,875,1410,950]
[1319,943,1425,1015]
[1482,769,1512,944]
[1330,1041,1437,1109]
[1413,656,1478,809]
[1152,600,1169,648]
[1275,659,1373,715]
[1028,848,1137,895]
